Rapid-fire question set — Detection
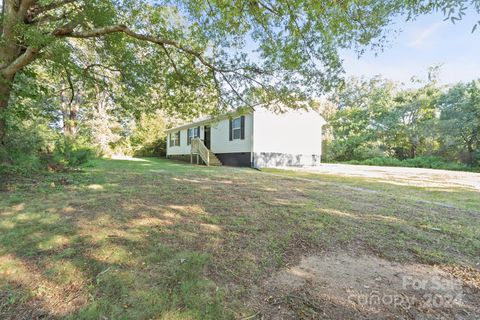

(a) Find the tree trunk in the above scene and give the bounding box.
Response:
[410,134,419,158]
[61,92,79,137]
[467,143,475,166]
[410,143,417,159]
[0,75,14,146]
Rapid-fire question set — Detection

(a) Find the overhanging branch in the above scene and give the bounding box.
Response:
[54,24,250,74]
[1,46,39,77]
[50,23,270,108]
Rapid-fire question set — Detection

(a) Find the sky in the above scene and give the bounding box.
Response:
[341,10,480,87]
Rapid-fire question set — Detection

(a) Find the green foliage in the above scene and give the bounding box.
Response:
[132,138,166,157]
[326,76,398,161]
[325,70,479,171]
[388,68,441,158]
[2,0,479,134]
[439,80,480,165]
[2,1,479,173]
[0,120,56,175]
[130,111,168,157]
[52,137,97,167]
[0,119,97,176]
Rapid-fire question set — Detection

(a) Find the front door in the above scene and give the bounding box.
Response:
[204,126,211,149]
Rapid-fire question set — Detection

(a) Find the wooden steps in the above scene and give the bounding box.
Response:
[191,138,222,166]
[207,151,222,166]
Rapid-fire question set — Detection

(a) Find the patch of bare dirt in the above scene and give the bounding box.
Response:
[254,252,480,319]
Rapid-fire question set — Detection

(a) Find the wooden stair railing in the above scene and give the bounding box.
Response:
[191,138,221,166]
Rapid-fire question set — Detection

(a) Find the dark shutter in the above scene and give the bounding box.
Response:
[240,116,245,140]
[169,133,172,147]
[177,131,181,146]
[229,119,233,141]
[197,126,200,138]
[187,128,191,145]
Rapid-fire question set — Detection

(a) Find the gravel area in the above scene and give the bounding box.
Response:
[290,164,480,191]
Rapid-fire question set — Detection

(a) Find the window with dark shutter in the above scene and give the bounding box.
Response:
[231,117,242,140]
[170,131,181,147]
[229,119,233,141]
[240,116,245,140]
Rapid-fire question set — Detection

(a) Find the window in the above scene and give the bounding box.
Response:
[187,128,192,145]
[170,131,180,147]
[232,117,241,140]
[187,126,200,145]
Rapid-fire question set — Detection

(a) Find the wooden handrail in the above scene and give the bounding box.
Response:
[191,138,210,166]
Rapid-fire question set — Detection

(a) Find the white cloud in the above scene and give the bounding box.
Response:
[407,22,443,48]
[339,12,480,88]
[341,50,480,89]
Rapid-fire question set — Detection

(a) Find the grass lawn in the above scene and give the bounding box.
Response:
[1,158,479,319]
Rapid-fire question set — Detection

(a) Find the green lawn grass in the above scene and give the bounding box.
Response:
[1,158,479,319]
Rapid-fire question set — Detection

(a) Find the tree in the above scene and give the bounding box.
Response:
[440,80,480,165]
[392,70,441,158]
[1,0,478,147]
[129,110,170,157]
[328,76,397,160]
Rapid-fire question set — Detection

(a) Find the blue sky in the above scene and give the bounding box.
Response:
[341,10,480,87]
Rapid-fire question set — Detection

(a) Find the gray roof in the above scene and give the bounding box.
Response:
[165,109,250,132]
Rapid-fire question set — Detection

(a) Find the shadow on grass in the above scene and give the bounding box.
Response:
[0,158,479,319]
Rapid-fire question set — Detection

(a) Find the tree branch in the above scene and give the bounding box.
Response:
[160,44,181,78]
[1,46,39,77]
[34,0,77,16]
[219,71,252,107]
[83,63,121,74]
[53,24,245,74]
[257,0,281,15]
[64,67,75,106]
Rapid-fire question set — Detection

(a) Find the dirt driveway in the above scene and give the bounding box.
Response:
[259,251,480,319]
[292,163,480,191]
[257,164,480,319]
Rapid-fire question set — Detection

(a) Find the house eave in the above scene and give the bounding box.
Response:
[165,118,213,133]
[165,108,252,133]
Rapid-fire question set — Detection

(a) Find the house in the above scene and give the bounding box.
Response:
[165,106,326,168]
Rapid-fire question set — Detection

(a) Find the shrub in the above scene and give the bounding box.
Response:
[133,137,167,157]
[0,120,98,177]
[0,121,54,175]
[52,137,97,167]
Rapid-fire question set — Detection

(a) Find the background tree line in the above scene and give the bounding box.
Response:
[2,65,479,175]
[322,68,480,170]
[1,1,478,176]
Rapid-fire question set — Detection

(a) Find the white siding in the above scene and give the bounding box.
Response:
[252,108,325,168]
[166,114,253,156]
[165,108,325,168]
[166,127,204,156]
[210,114,253,154]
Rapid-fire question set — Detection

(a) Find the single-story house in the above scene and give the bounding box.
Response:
[165,106,326,168]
